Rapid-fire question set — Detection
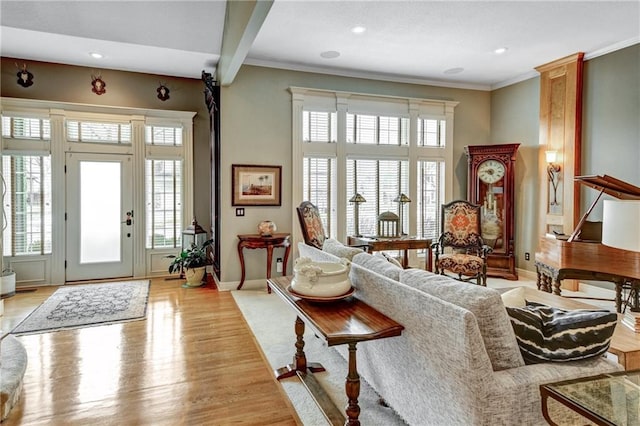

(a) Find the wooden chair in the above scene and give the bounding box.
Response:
[296,201,369,251]
[377,211,400,238]
[431,200,491,286]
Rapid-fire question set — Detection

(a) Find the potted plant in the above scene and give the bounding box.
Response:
[168,239,213,287]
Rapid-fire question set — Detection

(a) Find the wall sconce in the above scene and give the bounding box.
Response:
[393,193,412,235]
[546,150,561,205]
[349,193,366,237]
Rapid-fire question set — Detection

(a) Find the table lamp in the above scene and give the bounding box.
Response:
[349,193,366,237]
[394,193,411,235]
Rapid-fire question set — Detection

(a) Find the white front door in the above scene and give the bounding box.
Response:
[65,153,134,281]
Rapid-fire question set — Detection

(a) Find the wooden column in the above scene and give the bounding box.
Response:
[536,53,584,290]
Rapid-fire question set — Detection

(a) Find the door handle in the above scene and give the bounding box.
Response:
[122,211,133,226]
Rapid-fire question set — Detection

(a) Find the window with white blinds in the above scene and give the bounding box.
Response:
[417,118,446,147]
[417,160,445,240]
[303,111,337,143]
[346,159,409,236]
[146,125,183,146]
[295,90,456,248]
[67,120,131,144]
[145,159,182,249]
[347,114,409,145]
[2,117,51,140]
[2,155,52,255]
[302,157,336,236]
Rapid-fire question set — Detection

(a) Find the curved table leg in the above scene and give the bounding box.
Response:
[236,242,247,290]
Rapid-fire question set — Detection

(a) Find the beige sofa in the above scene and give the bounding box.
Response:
[299,242,622,425]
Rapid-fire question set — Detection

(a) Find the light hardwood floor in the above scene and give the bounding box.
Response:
[0,278,301,426]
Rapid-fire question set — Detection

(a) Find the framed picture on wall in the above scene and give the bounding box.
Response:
[232,164,282,206]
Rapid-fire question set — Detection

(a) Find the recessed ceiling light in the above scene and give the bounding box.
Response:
[351,26,366,34]
[444,67,464,75]
[90,52,104,59]
[494,47,508,55]
[320,51,340,59]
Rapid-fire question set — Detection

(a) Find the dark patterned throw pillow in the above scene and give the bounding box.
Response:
[506,302,618,364]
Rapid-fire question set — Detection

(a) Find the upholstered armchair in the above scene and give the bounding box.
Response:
[431,200,491,286]
[296,201,369,251]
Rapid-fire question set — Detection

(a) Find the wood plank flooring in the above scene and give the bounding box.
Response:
[0,279,301,425]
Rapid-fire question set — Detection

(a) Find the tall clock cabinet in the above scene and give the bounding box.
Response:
[464,143,520,280]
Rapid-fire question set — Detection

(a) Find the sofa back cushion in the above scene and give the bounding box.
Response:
[399,268,524,371]
[352,252,403,281]
[322,238,364,260]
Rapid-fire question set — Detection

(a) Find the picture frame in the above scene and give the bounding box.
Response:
[232,164,282,206]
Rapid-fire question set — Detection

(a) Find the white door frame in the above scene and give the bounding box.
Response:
[65,152,134,281]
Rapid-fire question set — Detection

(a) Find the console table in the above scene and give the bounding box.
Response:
[237,233,291,293]
[268,276,404,425]
[347,236,432,271]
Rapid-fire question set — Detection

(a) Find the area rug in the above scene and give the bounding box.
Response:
[231,287,407,426]
[11,280,150,335]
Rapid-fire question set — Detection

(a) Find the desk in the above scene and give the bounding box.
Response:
[540,369,640,426]
[268,276,404,425]
[237,233,291,293]
[348,236,432,271]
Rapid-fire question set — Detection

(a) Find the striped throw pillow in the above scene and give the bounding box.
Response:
[506,302,618,364]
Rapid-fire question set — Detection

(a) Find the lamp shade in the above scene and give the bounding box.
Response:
[349,193,366,203]
[545,150,558,164]
[393,193,411,203]
[602,200,640,252]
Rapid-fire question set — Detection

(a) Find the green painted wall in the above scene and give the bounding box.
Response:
[220,65,491,282]
[490,43,640,275]
[0,57,212,238]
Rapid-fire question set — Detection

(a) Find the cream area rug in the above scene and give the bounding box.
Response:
[231,288,407,426]
[11,280,150,335]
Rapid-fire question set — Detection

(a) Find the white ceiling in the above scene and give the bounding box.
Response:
[1,1,639,90]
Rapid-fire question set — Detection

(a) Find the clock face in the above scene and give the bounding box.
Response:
[477,160,506,184]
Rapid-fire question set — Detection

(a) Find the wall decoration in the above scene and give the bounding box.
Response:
[91,73,106,95]
[232,164,281,206]
[157,83,170,101]
[15,63,33,88]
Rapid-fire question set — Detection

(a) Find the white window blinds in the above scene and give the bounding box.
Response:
[2,155,52,255]
[346,159,409,237]
[417,160,445,239]
[145,125,183,146]
[2,116,50,140]
[303,111,337,143]
[302,157,336,237]
[67,120,131,144]
[145,159,182,249]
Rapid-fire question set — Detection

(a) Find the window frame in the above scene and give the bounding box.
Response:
[1,97,195,285]
[291,87,458,248]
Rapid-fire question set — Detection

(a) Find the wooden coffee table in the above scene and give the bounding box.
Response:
[267,276,404,426]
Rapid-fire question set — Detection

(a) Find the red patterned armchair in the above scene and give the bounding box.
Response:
[431,200,491,286]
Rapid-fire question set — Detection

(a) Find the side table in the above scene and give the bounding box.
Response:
[237,233,291,293]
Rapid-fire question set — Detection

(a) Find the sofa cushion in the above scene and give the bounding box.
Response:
[322,238,364,260]
[506,302,618,364]
[375,251,403,269]
[399,268,524,371]
[500,287,527,308]
[352,252,402,281]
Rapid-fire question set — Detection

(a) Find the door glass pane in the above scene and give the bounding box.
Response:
[80,161,121,263]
